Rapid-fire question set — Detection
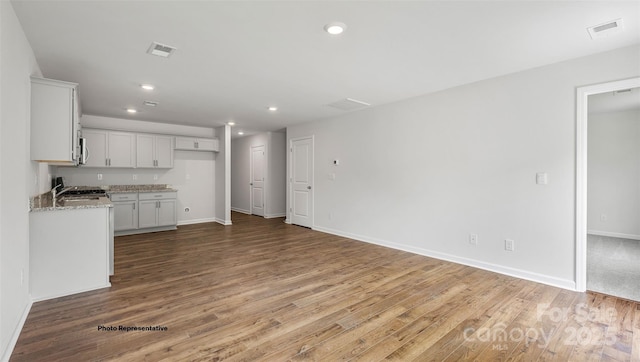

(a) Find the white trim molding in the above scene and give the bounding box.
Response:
[177,217,217,226]
[264,213,286,219]
[1,300,32,362]
[587,230,640,241]
[575,76,640,292]
[215,217,232,226]
[313,225,576,291]
[230,207,250,215]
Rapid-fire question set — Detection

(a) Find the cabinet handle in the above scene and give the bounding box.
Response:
[195,141,199,149]
[133,203,135,210]
[105,158,108,166]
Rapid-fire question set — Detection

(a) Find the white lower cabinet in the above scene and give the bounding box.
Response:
[110,191,177,235]
[110,193,138,231]
[138,192,177,228]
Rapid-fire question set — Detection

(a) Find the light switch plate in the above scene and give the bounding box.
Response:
[536,172,548,185]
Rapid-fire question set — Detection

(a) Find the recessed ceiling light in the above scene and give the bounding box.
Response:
[126,108,137,113]
[141,84,155,91]
[238,131,244,135]
[268,106,278,111]
[228,121,235,126]
[324,22,346,35]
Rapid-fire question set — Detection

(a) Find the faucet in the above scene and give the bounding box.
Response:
[51,184,71,200]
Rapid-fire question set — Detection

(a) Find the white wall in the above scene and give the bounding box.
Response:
[588,109,640,239]
[56,116,217,225]
[0,2,42,359]
[215,125,231,225]
[230,132,286,218]
[287,45,640,290]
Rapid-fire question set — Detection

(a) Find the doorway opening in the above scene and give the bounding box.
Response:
[575,77,640,299]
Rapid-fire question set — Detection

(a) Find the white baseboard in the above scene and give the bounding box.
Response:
[1,299,33,362]
[31,283,111,303]
[215,218,232,226]
[264,213,286,219]
[587,230,640,241]
[177,217,216,226]
[312,225,576,292]
[230,207,250,215]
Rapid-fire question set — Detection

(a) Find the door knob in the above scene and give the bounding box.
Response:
[250,183,253,186]
[307,186,312,190]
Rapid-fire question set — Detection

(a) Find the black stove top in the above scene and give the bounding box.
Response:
[64,188,107,196]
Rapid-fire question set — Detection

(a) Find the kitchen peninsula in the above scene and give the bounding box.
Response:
[29,191,113,301]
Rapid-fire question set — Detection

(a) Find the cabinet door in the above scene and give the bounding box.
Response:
[30,78,77,163]
[108,132,136,167]
[175,137,196,150]
[157,199,177,227]
[136,134,155,168]
[138,200,159,228]
[82,129,108,167]
[196,138,219,152]
[113,201,138,231]
[155,136,174,168]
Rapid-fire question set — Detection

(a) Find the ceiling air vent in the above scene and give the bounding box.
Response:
[327,98,371,111]
[147,42,177,58]
[587,18,623,39]
[143,100,159,107]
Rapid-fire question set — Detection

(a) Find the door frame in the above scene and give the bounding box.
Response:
[249,144,266,216]
[288,135,314,227]
[575,76,640,292]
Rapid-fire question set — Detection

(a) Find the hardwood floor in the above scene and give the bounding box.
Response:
[11,212,640,361]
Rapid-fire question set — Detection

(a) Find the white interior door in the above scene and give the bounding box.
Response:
[291,137,313,227]
[251,145,265,216]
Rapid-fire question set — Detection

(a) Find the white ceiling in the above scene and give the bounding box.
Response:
[11,1,640,137]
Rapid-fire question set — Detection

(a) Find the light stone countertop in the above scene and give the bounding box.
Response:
[30,184,178,212]
[106,184,178,193]
[30,193,113,212]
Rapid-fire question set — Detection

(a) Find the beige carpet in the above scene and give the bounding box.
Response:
[587,234,640,302]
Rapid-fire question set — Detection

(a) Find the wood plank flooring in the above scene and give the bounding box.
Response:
[10,212,640,361]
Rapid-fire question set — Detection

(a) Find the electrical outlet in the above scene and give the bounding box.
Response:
[132,174,138,180]
[154,174,158,180]
[469,234,478,246]
[505,239,515,251]
[97,173,103,180]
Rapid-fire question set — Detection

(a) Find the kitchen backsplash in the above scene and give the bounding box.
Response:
[55,151,215,222]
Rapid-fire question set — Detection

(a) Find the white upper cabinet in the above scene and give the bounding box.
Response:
[136,134,174,168]
[82,129,107,167]
[81,129,135,168]
[30,77,80,165]
[175,137,219,152]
